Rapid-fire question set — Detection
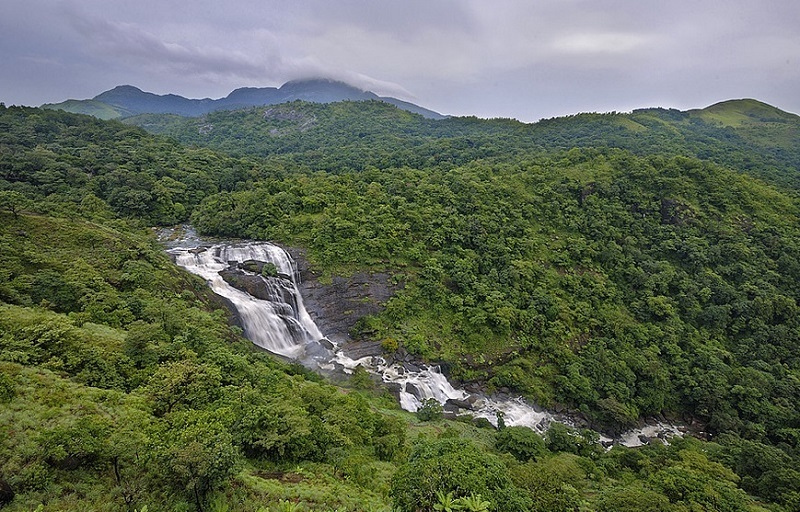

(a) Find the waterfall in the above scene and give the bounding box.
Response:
[169,241,328,362]
[165,232,683,447]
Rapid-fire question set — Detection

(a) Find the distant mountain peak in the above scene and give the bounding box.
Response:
[281,77,358,88]
[105,84,144,93]
[43,79,445,120]
[93,85,147,101]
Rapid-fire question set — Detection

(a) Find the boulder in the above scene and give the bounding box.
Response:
[446,398,475,411]
[405,382,425,400]
[239,259,263,273]
[384,382,404,394]
[443,402,461,415]
[341,341,384,360]
[402,362,420,373]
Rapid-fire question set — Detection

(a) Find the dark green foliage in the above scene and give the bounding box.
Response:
[190,148,800,445]
[416,398,444,421]
[710,434,800,509]
[594,485,672,512]
[145,360,223,416]
[510,454,587,512]
[0,106,254,226]
[0,371,15,402]
[495,426,546,462]
[148,410,241,509]
[390,438,525,512]
[261,262,279,278]
[128,99,800,191]
[545,423,602,459]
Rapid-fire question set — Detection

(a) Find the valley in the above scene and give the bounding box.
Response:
[0,94,798,511]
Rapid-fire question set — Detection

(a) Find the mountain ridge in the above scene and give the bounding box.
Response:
[42,78,446,120]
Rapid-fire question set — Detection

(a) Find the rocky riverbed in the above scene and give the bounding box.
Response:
[161,227,691,447]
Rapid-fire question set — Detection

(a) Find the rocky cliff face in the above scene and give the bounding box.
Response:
[214,246,401,354]
[286,248,401,348]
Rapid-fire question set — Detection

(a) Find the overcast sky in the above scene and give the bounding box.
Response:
[2,0,798,121]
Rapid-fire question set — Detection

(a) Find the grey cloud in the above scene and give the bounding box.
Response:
[67,12,273,80]
[2,0,799,121]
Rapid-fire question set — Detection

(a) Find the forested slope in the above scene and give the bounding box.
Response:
[125,98,800,191]
[1,104,799,510]
[191,148,800,438]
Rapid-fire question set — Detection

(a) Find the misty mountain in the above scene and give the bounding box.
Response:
[41,78,446,120]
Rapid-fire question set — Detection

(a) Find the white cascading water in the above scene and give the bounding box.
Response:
[166,233,682,447]
[169,241,327,362]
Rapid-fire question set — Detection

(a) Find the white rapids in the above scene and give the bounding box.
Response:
[165,232,682,448]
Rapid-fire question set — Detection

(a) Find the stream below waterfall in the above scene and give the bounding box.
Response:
[162,229,683,448]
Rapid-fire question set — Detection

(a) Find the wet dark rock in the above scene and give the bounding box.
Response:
[287,247,402,346]
[405,382,425,400]
[384,382,404,394]
[219,269,295,305]
[240,259,262,273]
[572,415,589,428]
[188,246,208,254]
[637,434,664,445]
[446,398,475,411]
[319,338,335,350]
[207,292,244,330]
[402,362,421,373]
[303,339,334,361]
[443,402,461,414]
[464,383,482,393]
[341,341,384,360]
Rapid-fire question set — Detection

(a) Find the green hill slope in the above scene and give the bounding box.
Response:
[40,99,133,120]
[2,104,799,511]
[694,98,800,126]
[123,98,800,192]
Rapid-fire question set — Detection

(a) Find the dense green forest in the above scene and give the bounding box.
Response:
[126,98,800,192]
[1,103,799,510]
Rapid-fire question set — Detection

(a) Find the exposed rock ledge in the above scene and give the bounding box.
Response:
[286,247,401,347]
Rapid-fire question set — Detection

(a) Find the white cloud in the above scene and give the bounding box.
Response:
[552,32,651,55]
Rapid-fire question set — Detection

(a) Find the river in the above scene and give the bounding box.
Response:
[163,230,682,447]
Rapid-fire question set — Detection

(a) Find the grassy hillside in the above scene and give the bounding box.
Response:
[694,98,800,127]
[41,99,132,120]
